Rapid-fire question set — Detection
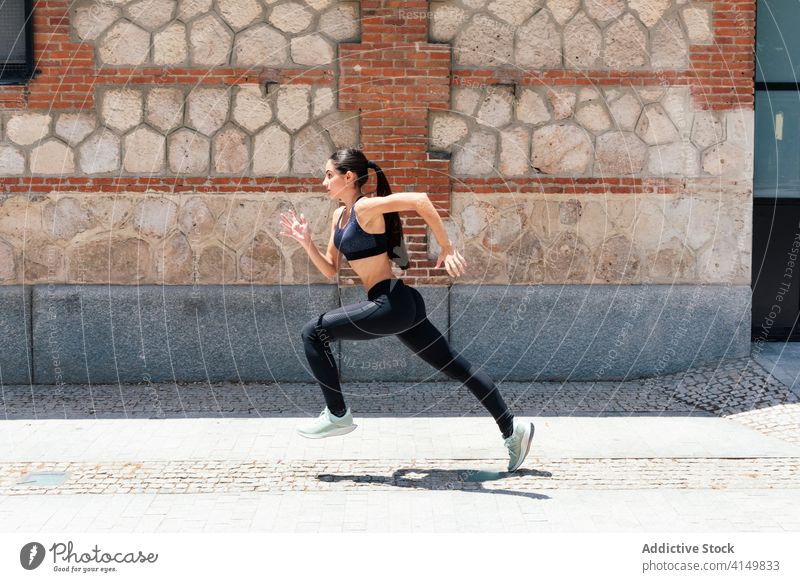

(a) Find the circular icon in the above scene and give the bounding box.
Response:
[20,542,46,570]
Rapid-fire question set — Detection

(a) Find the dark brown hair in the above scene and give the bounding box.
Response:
[328,148,409,270]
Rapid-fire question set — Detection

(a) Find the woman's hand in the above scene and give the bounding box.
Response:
[435,245,467,278]
[279,208,312,249]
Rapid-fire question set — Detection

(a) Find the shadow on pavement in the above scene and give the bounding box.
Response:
[316,467,553,500]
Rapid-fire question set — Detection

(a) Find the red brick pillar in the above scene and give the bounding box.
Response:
[338,1,452,285]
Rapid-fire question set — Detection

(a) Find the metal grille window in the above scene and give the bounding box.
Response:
[0,0,34,84]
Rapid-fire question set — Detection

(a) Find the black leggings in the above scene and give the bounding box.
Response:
[300,278,514,438]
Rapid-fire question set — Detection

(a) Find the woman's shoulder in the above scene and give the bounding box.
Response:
[352,196,372,218]
[354,196,386,233]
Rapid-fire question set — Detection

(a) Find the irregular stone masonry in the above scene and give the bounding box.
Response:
[432,0,710,69]
[0,187,752,285]
[448,187,750,284]
[0,86,751,181]
[1,457,797,495]
[0,84,355,177]
[0,1,751,110]
[435,85,751,180]
[1,2,751,182]
[0,0,756,287]
[72,0,359,67]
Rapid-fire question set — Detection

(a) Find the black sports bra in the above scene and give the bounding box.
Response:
[333,197,389,261]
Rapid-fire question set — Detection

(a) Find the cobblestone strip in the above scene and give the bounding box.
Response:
[659,359,799,414]
[726,404,800,444]
[0,381,697,419]
[0,357,792,420]
[656,359,800,444]
[1,458,797,495]
[3,356,798,443]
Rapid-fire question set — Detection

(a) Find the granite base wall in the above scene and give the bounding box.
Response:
[0,286,32,385]
[450,284,751,381]
[0,284,752,385]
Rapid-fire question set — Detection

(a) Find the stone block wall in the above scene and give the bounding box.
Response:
[1,83,356,177]
[0,1,756,382]
[422,0,754,287]
[434,85,751,180]
[0,0,754,288]
[0,193,342,285]
[71,0,358,68]
[441,185,751,286]
[0,0,454,285]
[433,0,713,69]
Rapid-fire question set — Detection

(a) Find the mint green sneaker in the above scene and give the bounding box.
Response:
[297,407,357,439]
[503,420,534,473]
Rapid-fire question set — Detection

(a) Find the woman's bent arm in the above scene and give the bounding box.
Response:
[295,207,341,281]
[305,241,337,280]
[417,195,452,250]
[356,191,452,249]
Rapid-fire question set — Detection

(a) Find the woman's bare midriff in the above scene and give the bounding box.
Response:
[347,254,395,293]
[341,202,395,293]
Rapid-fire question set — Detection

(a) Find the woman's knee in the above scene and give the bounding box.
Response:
[301,316,324,343]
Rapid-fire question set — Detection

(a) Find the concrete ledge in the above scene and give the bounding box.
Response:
[450,284,752,381]
[7,283,752,384]
[32,285,338,384]
[339,285,449,382]
[0,285,32,384]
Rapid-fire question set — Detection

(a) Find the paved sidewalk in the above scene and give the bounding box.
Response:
[1,353,799,532]
[752,341,800,398]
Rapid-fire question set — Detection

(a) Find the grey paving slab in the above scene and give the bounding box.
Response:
[1,416,798,463]
[2,490,800,533]
[0,351,798,534]
[752,341,800,398]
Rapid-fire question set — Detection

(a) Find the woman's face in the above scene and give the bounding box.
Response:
[323,160,356,201]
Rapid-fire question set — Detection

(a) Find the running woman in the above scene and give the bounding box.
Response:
[279,148,534,472]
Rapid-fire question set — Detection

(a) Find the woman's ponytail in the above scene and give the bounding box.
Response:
[368,160,409,271]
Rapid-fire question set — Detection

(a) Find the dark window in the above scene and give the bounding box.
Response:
[752,0,800,340]
[0,0,34,85]
[754,0,800,198]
